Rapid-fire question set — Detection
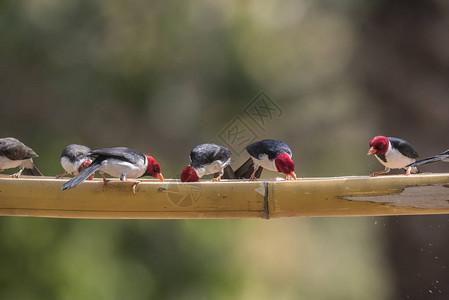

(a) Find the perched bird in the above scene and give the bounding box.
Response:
[0,137,43,177]
[408,149,449,168]
[62,147,164,193]
[367,136,419,177]
[245,139,296,180]
[56,144,94,179]
[181,143,231,182]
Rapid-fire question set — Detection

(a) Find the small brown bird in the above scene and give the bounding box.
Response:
[0,137,43,177]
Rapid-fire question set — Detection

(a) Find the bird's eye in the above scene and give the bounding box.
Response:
[379,145,384,149]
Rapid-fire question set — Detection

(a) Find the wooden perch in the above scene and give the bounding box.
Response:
[0,173,449,219]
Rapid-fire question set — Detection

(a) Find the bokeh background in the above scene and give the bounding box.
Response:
[1,0,449,299]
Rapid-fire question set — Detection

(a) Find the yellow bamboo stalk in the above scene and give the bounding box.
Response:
[0,173,449,219]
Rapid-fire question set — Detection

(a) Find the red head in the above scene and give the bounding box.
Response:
[181,166,200,182]
[145,155,164,181]
[78,159,95,180]
[275,153,296,179]
[368,136,389,155]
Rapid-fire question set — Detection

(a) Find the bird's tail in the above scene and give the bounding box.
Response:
[62,159,102,190]
[220,165,237,179]
[22,163,43,176]
[409,155,446,168]
[234,158,263,179]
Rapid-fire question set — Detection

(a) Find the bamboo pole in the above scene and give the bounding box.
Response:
[0,173,449,219]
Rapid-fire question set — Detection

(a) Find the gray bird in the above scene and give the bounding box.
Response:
[56,144,93,179]
[0,137,43,177]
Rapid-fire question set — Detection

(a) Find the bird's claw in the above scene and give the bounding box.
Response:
[132,181,140,194]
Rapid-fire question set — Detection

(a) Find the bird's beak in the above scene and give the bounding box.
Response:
[156,173,164,181]
[367,147,377,155]
[288,171,297,180]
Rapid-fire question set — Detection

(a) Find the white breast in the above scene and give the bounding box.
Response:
[376,146,416,169]
[99,158,146,179]
[252,155,277,172]
[196,158,231,178]
[0,156,24,170]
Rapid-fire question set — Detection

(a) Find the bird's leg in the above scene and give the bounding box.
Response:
[249,166,260,181]
[120,173,140,194]
[370,167,391,177]
[405,166,412,176]
[56,171,69,179]
[101,171,109,191]
[212,170,223,182]
[130,180,140,194]
[12,166,25,178]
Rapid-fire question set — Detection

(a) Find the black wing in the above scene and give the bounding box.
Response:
[246,139,292,160]
[61,144,92,162]
[233,157,263,179]
[91,147,145,165]
[0,137,38,160]
[388,137,419,159]
[190,144,231,169]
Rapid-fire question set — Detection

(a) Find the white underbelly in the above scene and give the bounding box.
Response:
[376,149,416,169]
[99,158,144,179]
[196,159,230,178]
[252,155,277,172]
[0,156,25,170]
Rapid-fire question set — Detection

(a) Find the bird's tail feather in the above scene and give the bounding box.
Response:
[22,164,43,176]
[221,165,237,179]
[62,159,101,190]
[234,158,263,179]
[409,155,445,168]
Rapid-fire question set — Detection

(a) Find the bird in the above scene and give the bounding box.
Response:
[61,147,164,193]
[0,137,43,177]
[408,149,449,168]
[245,139,296,180]
[367,136,419,177]
[56,144,94,179]
[181,143,231,182]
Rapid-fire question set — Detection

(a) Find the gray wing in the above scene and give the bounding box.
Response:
[0,137,38,160]
[91,147,145,164]
[190,144,231,169]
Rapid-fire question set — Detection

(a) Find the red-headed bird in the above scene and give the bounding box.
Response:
[62,147,163,193]
[0,137,43,177]
[246,139,296,180]
[57,144,94,179]
[181,143,231,182]
[367,136,419,177]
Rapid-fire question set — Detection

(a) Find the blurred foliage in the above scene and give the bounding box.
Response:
[2,0,448,298]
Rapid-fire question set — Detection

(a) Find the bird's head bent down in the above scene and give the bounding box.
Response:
[181,166,200,182]
[145,155,164,181]
[274,153,296,180]
[368,136,389,155]
[78,160,95,180]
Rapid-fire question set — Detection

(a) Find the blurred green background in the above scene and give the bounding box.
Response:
[1,0,449,299]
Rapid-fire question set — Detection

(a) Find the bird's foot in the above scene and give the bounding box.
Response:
[131,181,141,194]
[249,175,258,181]
[212,175,222,182]
[102,179,110,191]
[56,172,68,179]
[12,169,23,178]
